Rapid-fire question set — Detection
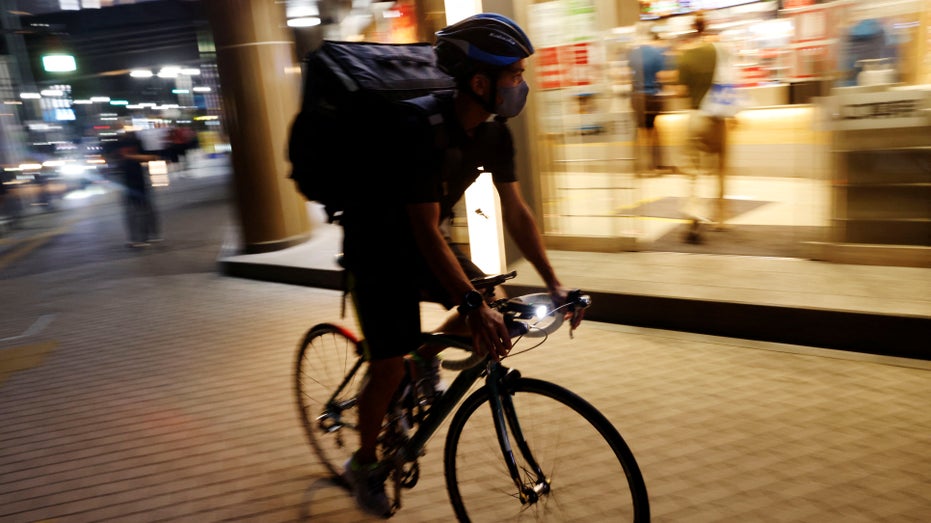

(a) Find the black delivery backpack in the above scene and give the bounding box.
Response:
[287,41,455,222]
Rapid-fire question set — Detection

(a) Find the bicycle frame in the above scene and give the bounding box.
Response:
[397,334,483,462]
[316,333,481,445]
[317,331,554,502]
[485,363,550,502]
[395,333,547,501]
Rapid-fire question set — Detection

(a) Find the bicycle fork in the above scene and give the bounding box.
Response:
[485,363,550,505]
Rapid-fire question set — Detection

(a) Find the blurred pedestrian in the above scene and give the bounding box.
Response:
[676,11,735,241]
[628,22,676,175]
[112,133,162,247]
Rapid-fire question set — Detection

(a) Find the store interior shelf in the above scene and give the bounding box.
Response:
[823,118,931,265]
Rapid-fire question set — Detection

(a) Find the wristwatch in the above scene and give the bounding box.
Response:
[457,289,484,316]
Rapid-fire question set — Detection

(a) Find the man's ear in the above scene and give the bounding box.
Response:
[470,72,490,97]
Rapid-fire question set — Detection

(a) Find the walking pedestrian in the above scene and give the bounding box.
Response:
[111,133,163,248]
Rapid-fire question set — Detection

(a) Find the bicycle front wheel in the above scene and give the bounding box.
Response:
[294,323,366,479]
[444,377,649,522]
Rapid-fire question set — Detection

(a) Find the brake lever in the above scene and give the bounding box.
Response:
[565,289,589,339]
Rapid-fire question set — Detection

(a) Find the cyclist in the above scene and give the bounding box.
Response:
[339,13,581,517]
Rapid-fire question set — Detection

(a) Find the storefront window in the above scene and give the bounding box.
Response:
[527,0,642,249]
[522,0,929,264]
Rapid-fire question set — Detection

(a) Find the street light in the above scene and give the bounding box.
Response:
[157,66,181,78]
[42,54,77,72]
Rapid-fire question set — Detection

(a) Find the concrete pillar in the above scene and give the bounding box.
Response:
[204,0,311,254]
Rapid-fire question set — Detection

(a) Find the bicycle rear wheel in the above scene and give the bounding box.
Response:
[444,377,649,522]
[294,323,366,479]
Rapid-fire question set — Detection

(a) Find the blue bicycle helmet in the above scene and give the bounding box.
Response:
[434,13,534,79]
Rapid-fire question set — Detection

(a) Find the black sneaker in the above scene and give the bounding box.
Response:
[412,355,446,400]
[342,456,392,518]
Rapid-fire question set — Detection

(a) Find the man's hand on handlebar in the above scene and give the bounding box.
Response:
[550,286,586,331]
[464,306,511,361]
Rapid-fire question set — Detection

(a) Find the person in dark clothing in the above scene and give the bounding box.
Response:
[338,14,582,517]
[113,134,162,247]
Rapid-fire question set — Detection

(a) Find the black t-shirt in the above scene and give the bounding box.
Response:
[342,94,517,265]
[120,158,147,195]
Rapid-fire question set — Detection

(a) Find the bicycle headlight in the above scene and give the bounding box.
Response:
[506,293,562,338]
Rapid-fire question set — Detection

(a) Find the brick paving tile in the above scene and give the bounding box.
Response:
[1,269,929,522]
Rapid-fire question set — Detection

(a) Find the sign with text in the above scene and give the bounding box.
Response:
[537,43,592,90]
[822,89,931,131]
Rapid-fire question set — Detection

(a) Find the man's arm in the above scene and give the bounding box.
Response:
[406,202,511,359]
[495,181,561,292]
[124,153,161,162]
[118,145,160,163]
[495,182,583,329]
[497,181,583,328]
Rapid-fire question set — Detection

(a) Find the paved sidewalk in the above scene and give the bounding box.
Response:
[219,222,931,359]
[1,270,929,522]
[2,169,928,521]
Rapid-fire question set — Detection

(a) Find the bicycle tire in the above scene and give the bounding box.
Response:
[294,323,366,479]
[444,377,649,522]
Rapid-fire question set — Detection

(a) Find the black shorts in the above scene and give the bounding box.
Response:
[347,243,485,361]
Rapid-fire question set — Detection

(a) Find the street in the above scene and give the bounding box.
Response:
[1,170,929,522]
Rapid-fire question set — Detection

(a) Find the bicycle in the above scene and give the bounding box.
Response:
[295,271,650,521]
